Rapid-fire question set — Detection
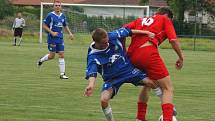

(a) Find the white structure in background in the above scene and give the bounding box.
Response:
[39,2,150,43]
[184,10,215,30]
[184,10,213,24]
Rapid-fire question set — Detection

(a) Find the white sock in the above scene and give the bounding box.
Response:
[40,54,49,62]
[14,37,17,44]
[102,105,114,121]
[153,87,162,98]
[59,58,65,75]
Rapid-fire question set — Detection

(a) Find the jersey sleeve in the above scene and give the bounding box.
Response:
[22,18,26,27]
[109,27,132,40]
[12,19,16,28]
[62,14,67,27]
[43,14,51,26]
[85,56,98,80]
[164,17,177,42]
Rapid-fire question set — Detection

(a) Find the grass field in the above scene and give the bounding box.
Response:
[0,34,215,121]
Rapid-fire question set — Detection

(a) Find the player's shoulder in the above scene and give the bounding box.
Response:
[107,33,117,43]
[61,12,66,17]
[87,42,100,56]
[48,11,54,16]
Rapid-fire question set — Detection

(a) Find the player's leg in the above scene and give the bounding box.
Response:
[37,52,55,66]
[142,46,174,121]
[37,44,56,67]
[58,51,68,79]
[101,83,114,121]
[130,46,176,121]
[57,43,68,79]
[136,86,151,121]
[157,76,174,121]
[18,37,22,46]
[128,47,152,121]
[153,87,177,116]
[13,29,18,46]
[17,28,23,46]
[127,69,154,121]
[13,37,17,46]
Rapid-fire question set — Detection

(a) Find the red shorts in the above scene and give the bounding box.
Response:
[128,45,169,80]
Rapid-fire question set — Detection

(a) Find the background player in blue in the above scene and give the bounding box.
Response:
[37,0,73,79]
[84,27,157,121]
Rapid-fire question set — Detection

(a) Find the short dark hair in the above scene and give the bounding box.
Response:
[92,28,107,43]
[53,0,61,5]
[156,7,173,19]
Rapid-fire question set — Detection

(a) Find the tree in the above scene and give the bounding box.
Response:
[166,0,214,20]
[201,0,215,16]
[139,0,149,5]
[0,0,14,19]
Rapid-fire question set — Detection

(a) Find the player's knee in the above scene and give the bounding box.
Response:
[162,85,174,93]
[59,55,64,58]
[58,53,64,58]
[48,54,55,59]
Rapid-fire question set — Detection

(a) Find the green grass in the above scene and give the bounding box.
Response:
[160,37,215,51]
[0,35,215,121]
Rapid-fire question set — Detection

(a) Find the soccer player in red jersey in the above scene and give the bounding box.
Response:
[124,7,184,121]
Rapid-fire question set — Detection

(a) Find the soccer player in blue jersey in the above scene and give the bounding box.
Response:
[84,27,157,121]
[37,0,73,79]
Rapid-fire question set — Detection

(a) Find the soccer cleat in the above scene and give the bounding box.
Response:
[37,59,43,67]
[158,115,177,121]
[60,73,69,79]
[173,107,177,116]
[136,119,148,121]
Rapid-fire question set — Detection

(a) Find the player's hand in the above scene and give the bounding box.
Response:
[51,31,58,37]
[176,58,183,70]
[69,33,74,40]
[84,85,94,97]
[147,31,155,38]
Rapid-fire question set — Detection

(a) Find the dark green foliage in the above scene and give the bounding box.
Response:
[165,0,214,20]
[139,0,149,5]
[173,20,215,36]
[0,0,14,19]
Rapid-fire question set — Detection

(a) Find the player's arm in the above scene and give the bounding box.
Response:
[12,19,15,30]
[63,15,74,40]
[84,56,98,97]
[112,27,154,39]
[170,40,184,70]
[22,18,26,27]
[42,23,58,37]
[84,76,96,97]
[43,14,58,37]
[64,26,74,40]
[163,16,184,70]
[131,29,155,38]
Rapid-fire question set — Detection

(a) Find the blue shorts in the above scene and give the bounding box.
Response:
[101,68,147,98]
[48,43,64,53]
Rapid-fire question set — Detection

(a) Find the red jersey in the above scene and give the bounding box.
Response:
[124,14,177,55]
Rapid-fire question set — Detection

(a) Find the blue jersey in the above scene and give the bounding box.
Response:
[43,11,67,44]
[86,27,135,81]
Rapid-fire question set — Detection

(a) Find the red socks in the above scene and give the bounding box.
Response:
[136,102,147,120]
[162,103,174,121]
